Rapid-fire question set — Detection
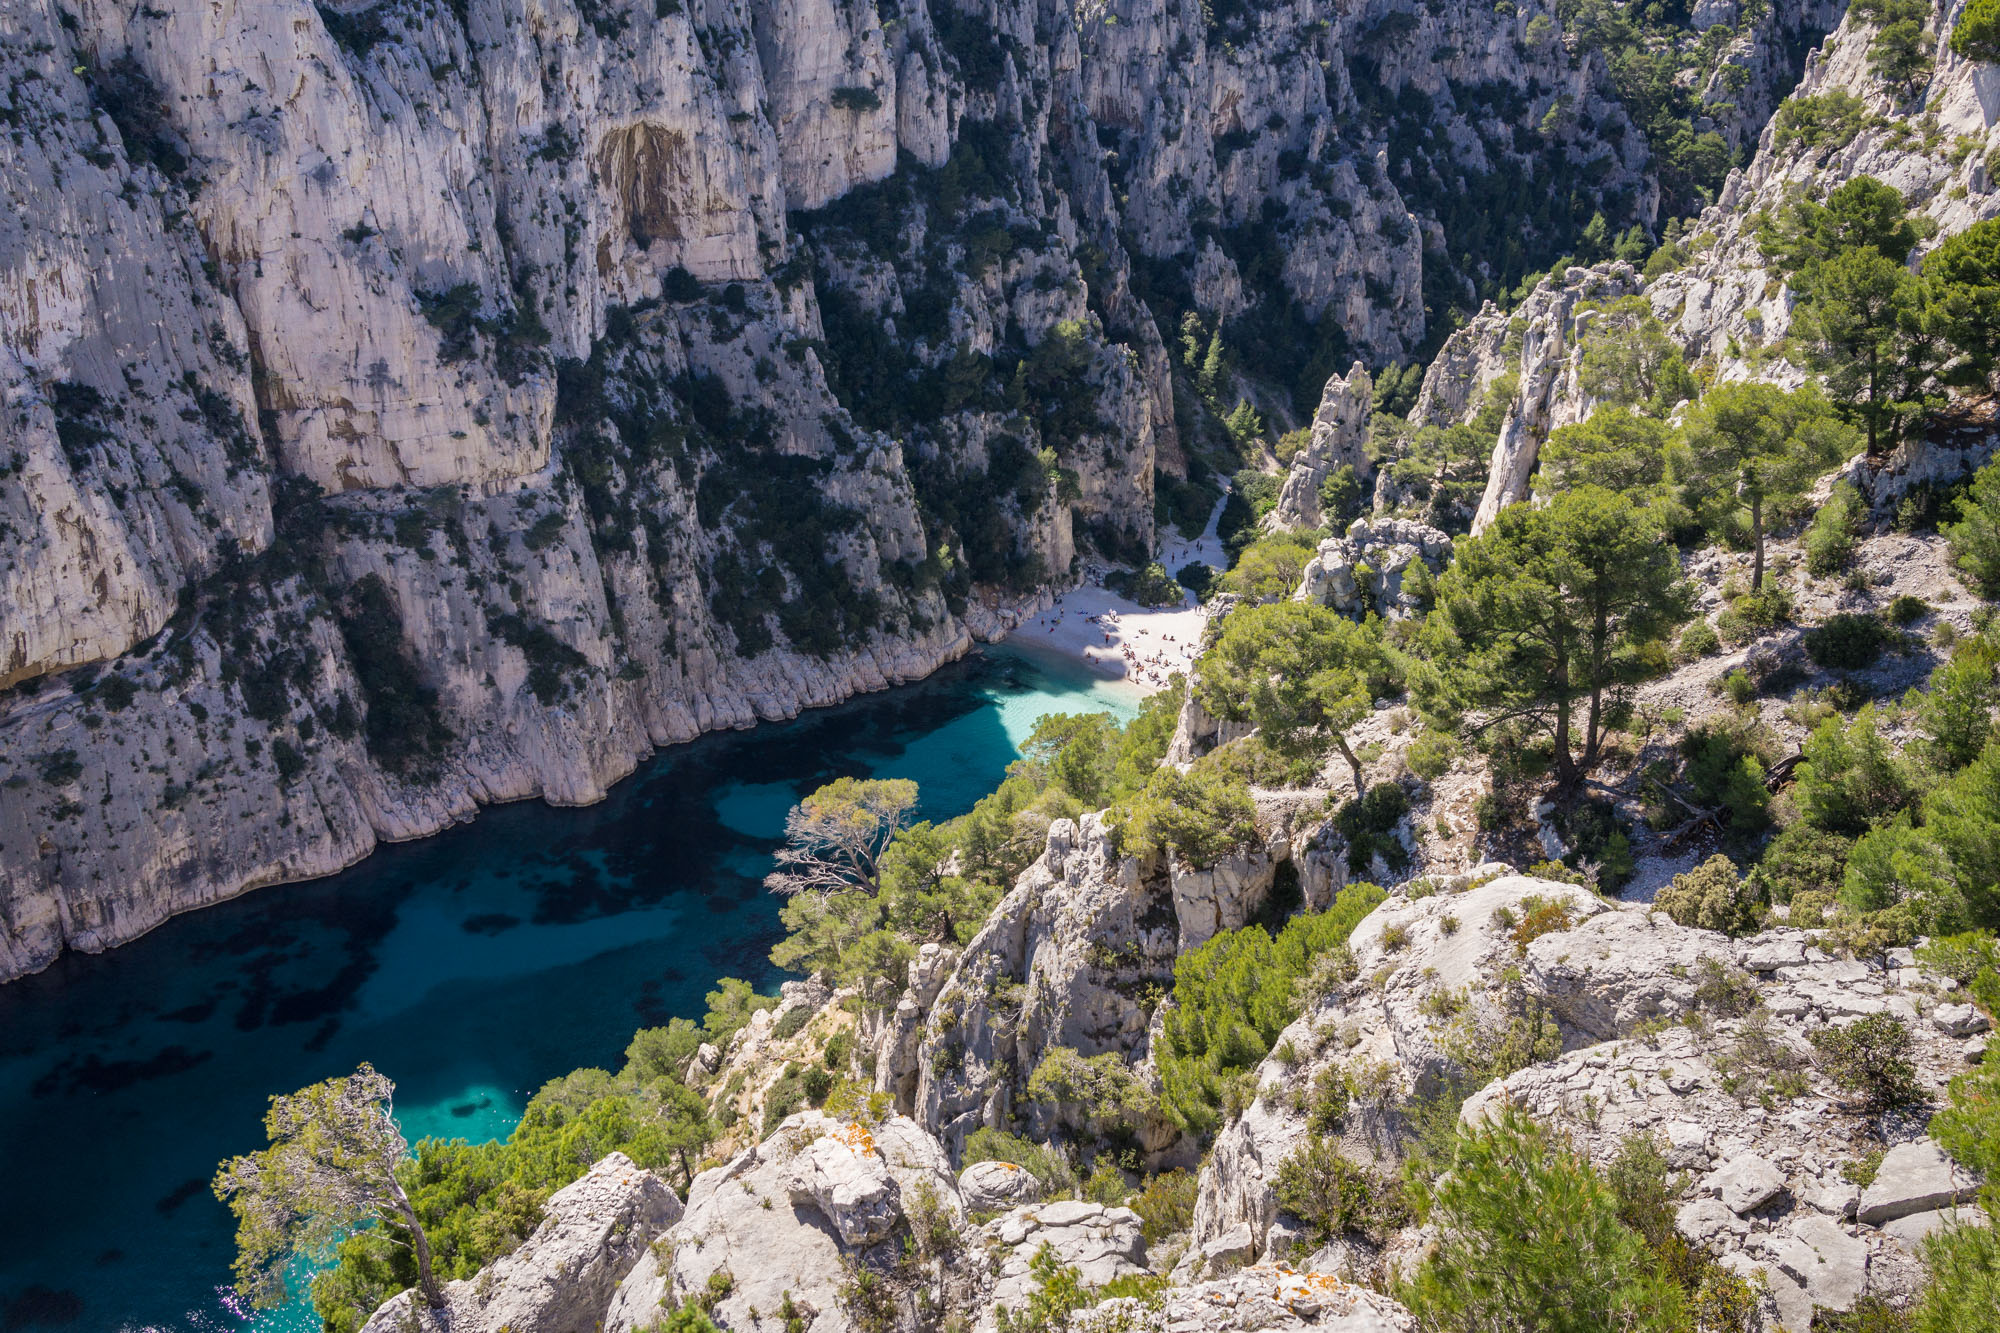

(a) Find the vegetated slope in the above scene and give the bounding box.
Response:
[240,6,2000,1327]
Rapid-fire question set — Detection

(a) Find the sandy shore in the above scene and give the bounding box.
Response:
[1005,494,1231,694]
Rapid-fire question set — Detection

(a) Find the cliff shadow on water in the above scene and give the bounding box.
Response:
[0,645,1134,1333]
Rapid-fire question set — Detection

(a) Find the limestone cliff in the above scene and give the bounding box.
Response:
[0,0,1850,981]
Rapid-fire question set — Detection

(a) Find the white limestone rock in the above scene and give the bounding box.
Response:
[364,1153,680,1333]
[1857,1140,1982,1226]
[1082,1267,1416,1333]
[960,1160,1045,1212]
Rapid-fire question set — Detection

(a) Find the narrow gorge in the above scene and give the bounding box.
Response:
[4,0,2000,1331]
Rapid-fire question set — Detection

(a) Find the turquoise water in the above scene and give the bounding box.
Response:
[0,645,1137,1333]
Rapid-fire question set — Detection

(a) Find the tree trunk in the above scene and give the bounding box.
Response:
[1750,492,1765,592]
[393,1187,446,1312]
[1551,642,1576,787]
[1333,733,1366,799]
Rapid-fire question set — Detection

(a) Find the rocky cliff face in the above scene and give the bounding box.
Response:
[1,0,1839,982]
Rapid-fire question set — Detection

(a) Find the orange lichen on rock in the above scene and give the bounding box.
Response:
[829,1120,878,1157]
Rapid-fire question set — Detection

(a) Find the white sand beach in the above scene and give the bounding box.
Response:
[1005,493,1232,694]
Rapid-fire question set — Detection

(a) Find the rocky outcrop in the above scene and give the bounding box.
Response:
[0,0,1860,981]
[604,1111,963,1333]
[1272,365,1373,532]
[1465,264,1640,533]
[1171,865,1986,1332]
[909,803,1349,1157]
[362,1152,681,1333]
[1291,519,1450,621]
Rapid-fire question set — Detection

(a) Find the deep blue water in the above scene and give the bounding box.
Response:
[0,644,1135,1333]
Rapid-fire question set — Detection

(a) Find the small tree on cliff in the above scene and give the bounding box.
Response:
[213,1063,445,1315]
[1195,601,1397,795]
[1419,487,1684,787]
[764,777,920,898]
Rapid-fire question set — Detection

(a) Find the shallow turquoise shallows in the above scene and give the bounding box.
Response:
[0,643,1137,1333]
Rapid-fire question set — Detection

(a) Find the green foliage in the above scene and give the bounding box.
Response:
[1219,532,1321,601]
[1195,602,1398,792]
[1805,612,1894,670]
[1668,382,1859,564]
[1156,883,1385,1134]
[1921,219,2000,391]
[1765,178,1944,454]
[1104,562,1184,608]
[216,1065,442,1313]
[997,1244,1089,1333]
[1654,855,1763,936]
[1841,739,2000,931]
[1953,0,2000,63]
[1575,297,1697,418]
[1805,482,1868,576]
[1679,718,1773,833]
[1945,456,2000,594]
[962,1128,1079,1199]
[772,700,1174,988]
[1540,406,1670,497]
[1772,90,1870,154]
[1119,764,1258,869]
[1272,1139,1409,1244]
[1420,486,1685,784]
[1795,705,1913,835]
[1401,1107,1685,1333]
[700,977,778,1047]
[337,575,453,777]
[1751,824,1852,904]
[1128,1170,1198,1242]
[1025,1047,1158,1140]
[1335,782,1415,876]
[1810,1013,1922,1109]
[1319,464,1364,528]
[1856,0,1934,95]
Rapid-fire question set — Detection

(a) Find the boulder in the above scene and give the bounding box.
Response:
[1881,1205,1990,1254]
[981,1201,1148,1331]
[1857,1140,1981,1225]
[607,1112,961,1333]
[788,1121,902,1245]
[1705,1152,1788,1215]
[959,1160,1044,1212]
[1771,1214,1869,1313]
[1932,1003,1990,1037]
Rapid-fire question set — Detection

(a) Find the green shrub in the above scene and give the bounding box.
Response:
[1954,0,2000,63]
[1655,855,1764,935]
[1402,1108,1684,1332]
[1680,719,1772,831]
[1157,883,1386,1134]
[1120,765,1258,868]
[1805,482,1864,576]
[963,1128,1078,1199]
[1751,825,1853,904]
[1806,613,1893,669]
[1175,563,1215,598]
[1128,1170,1198,1242]
[1272,1139,1409,1244]
[1795,706,1913,834]
[1676,619,1720,663]
[1406,730,1458,781]
[1335,782,1412,875]
[1025,1047,1157,1140]
[1772,90,1870,154]
[1945,457,2000,594]
[1886,594,1929,624]
[1810,1013,1922,1109]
